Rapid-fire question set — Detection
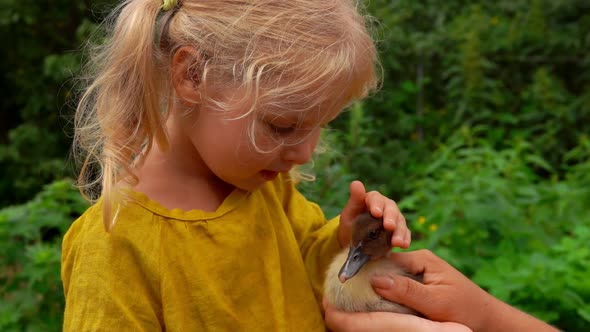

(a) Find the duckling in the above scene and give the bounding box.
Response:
[324,212,420,314]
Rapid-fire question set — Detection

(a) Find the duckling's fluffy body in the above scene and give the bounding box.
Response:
[324,250,417,314]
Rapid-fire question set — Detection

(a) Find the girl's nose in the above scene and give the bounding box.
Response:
[282,138,316,165]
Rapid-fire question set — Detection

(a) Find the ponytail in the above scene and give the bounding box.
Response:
[75,0,170,231]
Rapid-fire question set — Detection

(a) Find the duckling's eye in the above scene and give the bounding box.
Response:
[367,229,380,240]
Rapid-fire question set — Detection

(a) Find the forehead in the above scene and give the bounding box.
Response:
[257,75,358,124]
[208,84,345,127]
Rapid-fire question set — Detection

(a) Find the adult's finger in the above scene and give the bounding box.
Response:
[371,273,433,313]
[386,249,439,276]
[325,306,420,332]
[324,305,472,332]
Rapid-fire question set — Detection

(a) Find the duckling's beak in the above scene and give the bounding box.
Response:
[338,243,370,283]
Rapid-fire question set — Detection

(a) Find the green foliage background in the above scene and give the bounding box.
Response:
[1,0,589,331]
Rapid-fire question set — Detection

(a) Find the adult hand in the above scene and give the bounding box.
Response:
[369,250,559,332]
[338,180,411,249]
[324,299,472,332]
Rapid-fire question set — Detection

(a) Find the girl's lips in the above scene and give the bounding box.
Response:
[260,170,278,181]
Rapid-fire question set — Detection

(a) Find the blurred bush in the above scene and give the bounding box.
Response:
[0,180,88,331]
[303,124,590,331]
[399,127,590,331]
[0,0,112,205]
[327,0,590,198]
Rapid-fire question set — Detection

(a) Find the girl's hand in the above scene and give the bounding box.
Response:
[323,299,472,332]
[337,180,411,249]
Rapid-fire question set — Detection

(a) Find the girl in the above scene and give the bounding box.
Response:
[62,0,411,330]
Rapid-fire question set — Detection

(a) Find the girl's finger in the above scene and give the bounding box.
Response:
[340,181,367,222]
[403,226,412,248]
[382,199,399,231]
[392,213,410,248]
[365,191,386,218]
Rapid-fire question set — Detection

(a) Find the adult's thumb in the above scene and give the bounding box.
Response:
[371,274,431,313]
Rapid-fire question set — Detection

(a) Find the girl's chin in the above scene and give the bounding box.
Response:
[259,170,278,181]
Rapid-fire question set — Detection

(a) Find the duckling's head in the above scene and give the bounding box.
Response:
[338,212,392,283]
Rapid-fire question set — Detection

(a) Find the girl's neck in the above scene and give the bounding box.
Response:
[132,116,234,212]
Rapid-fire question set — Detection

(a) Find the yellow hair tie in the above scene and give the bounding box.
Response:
[162,0,178,11]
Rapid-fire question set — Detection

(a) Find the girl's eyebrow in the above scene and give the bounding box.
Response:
[261,112,299,124]
[261,104,341,127]
[261,109,304,122]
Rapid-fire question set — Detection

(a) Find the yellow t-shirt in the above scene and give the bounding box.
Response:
[61,174,341,331]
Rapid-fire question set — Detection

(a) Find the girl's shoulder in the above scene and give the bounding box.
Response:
[62,194,158,247]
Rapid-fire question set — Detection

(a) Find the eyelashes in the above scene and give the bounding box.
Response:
[257,112,330,146]
[266,121,297,136]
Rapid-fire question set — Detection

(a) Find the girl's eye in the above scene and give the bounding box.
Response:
[267,122,297,135]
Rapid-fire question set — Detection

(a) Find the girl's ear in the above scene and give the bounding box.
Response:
[171,45,203,106]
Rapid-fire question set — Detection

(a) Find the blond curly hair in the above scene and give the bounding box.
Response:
[74,0,379,230]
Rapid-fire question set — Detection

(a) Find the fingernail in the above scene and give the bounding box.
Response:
[385,218,395,227]
[371,276,394,289]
